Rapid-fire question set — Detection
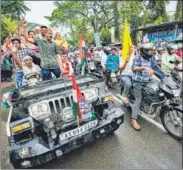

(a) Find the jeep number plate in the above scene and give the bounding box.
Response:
[59,120,98,140]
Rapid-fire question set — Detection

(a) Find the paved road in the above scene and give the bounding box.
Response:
[1,88,182,169]
[38,91,182,169]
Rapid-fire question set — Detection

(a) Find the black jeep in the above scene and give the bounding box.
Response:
[6,74,124,168]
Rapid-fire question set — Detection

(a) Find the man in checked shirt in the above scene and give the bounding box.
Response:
[3,38,40,89]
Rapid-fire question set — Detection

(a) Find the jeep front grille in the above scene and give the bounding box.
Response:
[48,96,73,122]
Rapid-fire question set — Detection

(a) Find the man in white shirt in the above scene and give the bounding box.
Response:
[95,47,107,70]
[22,55,41,76]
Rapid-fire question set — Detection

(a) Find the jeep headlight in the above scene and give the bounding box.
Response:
[82,88,98,101]
[29,101,51,120]
[62,107,74,122]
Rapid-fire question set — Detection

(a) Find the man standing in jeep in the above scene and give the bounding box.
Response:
[23,18,64,81]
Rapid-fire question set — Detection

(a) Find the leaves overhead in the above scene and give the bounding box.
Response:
[1,0,30,20]
[174,0,183,20]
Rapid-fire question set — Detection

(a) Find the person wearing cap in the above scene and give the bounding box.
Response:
[161,44,182,74]
[3,38,40,89]
[22,55,41,77]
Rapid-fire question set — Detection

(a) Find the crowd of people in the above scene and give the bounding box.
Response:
[1,17,182,131]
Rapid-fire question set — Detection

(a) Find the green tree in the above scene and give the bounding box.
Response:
[100,26,111,45]
[143,0,169,23]
[112,1,120,41]
[119,1,144,29]
[1,0,30,20]
[1,0,30,39]
[174,0,183,20]
[46,0,115,45]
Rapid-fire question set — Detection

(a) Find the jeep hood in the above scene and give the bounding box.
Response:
[19,76,101,99]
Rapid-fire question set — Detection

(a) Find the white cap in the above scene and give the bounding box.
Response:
[23,55,32,61]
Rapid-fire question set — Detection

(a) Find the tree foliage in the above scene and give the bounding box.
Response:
[1,0,30,20]
[1,15,17,34]
[1,0,30,39]
[100,26,111,45]
[174,0,183,20]
[143,0,169,23]
[46,1,116,45]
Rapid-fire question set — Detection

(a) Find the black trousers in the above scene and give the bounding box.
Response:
[105,70,111,86]
[1,69,12,80]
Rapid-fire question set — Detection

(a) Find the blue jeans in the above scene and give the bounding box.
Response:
[16,71,24,89]
[41,67,61,81]
[121,75,132,97]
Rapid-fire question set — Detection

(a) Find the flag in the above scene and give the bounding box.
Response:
[121,19,133,62]
[79,36,87,68]
[72,74,96,122]
[72,74,82,121]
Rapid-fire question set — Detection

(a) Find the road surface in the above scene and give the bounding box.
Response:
[1,88,182,169]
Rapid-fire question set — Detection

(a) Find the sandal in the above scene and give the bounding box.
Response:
[131,119,141,131]
[121,96,129,104]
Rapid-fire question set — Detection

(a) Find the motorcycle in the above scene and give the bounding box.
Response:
[106,70,121,89]
[85,58,96,73]
[93,55,104,76]
[118,72,183,140]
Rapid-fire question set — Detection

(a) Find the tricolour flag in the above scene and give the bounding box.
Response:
[79,36,87,68]
[121,19,133,62]
[72,74,96,123]
[72,74,82,121]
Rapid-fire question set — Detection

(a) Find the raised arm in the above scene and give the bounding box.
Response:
[12,47,22,69]
[22,17,36,44]
[15,23,21,38]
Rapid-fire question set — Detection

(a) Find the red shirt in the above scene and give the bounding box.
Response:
[86,51,91,58]
[176,49,182,58]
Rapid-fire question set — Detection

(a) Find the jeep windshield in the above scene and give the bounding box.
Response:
[20,76,97,98]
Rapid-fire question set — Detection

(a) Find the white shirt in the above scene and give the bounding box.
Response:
[121,54,135,76]
[97,50,107,68]
[23,63,41,76]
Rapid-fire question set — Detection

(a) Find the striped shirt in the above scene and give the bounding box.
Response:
[4,47,39,71]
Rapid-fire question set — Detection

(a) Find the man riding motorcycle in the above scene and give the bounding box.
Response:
[105,47,120,88]
[131,43,165,131]
[161,44,182,76]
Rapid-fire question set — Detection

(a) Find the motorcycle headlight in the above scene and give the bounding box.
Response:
[82,88,98,101]
[29,101,51,120]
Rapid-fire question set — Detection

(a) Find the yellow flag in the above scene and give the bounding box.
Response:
[121,19,133,62]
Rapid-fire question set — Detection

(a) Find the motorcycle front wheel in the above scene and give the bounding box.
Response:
[161,108,183,140]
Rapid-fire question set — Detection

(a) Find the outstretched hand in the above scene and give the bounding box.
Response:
[21,17,27,27]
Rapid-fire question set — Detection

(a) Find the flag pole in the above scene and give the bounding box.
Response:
[77,116,80,127]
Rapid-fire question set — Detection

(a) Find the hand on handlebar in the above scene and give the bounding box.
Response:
[144,67,154,76]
